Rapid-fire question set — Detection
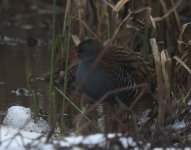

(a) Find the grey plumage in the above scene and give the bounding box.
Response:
[74,39,153,103]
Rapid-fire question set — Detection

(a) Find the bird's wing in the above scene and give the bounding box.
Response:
[101,46,154,83]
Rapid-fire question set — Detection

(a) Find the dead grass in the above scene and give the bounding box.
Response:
[47,0,191,147]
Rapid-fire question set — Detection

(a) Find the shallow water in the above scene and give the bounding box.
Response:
[0,0,57,121]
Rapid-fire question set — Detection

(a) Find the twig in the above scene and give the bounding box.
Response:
[55,87,100,131]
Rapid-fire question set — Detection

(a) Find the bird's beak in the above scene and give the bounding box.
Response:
[69,48,79,60]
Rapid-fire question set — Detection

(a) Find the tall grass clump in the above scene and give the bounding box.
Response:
[47,0,191,144]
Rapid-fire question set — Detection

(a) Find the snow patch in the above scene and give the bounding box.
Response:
[172,120,186,130]
[3,106,49,133]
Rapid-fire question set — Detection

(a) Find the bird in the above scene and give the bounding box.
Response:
[71,39,154,104]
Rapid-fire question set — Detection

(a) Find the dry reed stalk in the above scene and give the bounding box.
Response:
[113,0,129,12]
[61,0,71,56]
[142,7,152,55]
[170,0,181,30]
[174,56,191,75]
[161,50,171,103]
[155,0,181,23]
[151,37,175,127]
[178,22,191,53]
[187,43,191,89]
[78,0,87,40]
[72,34,81,46]
[150,38,165,127]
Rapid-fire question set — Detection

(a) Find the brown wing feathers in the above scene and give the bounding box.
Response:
[100,46,154,83]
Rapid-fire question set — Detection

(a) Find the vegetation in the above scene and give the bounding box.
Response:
[46,0,191,146]
[1,0,191,148]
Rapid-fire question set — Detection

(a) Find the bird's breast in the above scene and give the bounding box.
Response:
[76,63,116,100]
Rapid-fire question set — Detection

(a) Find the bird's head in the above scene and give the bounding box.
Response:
[70,39,103,63]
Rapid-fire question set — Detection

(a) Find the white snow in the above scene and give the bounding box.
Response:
[3,106,50,133]
[55,136,82,147]
[0,126,44,150]
[82,133,105,145]
[0,106,190,149]
[172,120,186,130]
[0,125,140,150]
[119,137,137,148]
